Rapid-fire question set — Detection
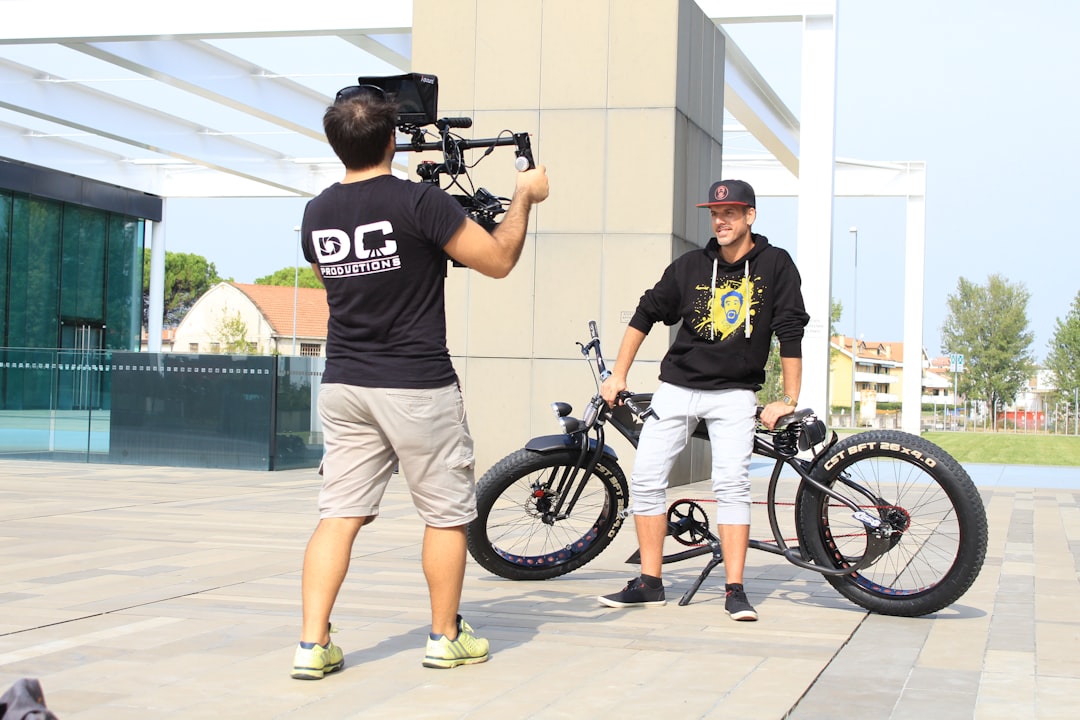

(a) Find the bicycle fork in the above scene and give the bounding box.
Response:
[535,429,610,524]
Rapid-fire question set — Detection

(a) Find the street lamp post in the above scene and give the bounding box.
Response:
[292,225,300,356]
[849,226,858,428]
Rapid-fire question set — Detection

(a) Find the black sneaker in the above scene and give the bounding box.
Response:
[724,584,758,621]
[598,576,666,608]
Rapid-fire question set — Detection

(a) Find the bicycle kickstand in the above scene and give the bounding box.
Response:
[678,540,724,606]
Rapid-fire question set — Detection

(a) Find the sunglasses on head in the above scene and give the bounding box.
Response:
[334,84,387,104]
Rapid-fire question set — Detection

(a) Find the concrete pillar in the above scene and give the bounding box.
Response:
[413,0,725,478]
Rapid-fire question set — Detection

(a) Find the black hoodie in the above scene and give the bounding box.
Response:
[628,233,809,391]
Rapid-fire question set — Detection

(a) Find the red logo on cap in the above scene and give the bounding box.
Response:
[714,185,729,201]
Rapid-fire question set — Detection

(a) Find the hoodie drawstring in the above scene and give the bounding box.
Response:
[744,259,752,339]
[710,258,718,341]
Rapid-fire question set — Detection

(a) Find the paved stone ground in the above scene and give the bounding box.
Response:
[1,459,1077,719]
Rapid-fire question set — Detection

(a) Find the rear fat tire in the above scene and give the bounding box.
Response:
[796,430,988,616]
[466,448,628,580]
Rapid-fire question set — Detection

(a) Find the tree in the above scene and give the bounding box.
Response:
[1045,290,1080,404]
[760,300,842,406]
[940,274,1034,428]
[213,308,251,354]
[255,266,324,289]
[759,338,784,405]
[142,250,222,328]
[829,298,843,361]
[830,298,843,339]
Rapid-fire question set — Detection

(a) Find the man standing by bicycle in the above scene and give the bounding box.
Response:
[597,179,808,620]
[291,85,548,678]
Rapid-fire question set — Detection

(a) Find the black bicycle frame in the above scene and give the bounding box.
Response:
[527,324,898,604]
[605,402,896,583]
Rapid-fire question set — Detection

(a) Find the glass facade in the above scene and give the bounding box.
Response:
[0,161,324,471]
[1,187,145,411]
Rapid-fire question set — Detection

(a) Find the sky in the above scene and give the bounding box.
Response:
[163,0,1080,362]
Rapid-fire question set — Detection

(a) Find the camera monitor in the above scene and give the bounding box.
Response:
[355,72,439,127]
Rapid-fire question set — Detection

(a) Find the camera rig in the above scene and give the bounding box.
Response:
[355,73,535,233]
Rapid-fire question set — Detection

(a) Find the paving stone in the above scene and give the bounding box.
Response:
[2,459,1079,718]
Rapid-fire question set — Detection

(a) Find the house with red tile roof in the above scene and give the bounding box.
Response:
[171,282,329,356]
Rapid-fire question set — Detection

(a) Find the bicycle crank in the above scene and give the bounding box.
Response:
[666,500,714,546]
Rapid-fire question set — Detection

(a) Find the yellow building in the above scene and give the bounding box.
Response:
[829,335,904,423]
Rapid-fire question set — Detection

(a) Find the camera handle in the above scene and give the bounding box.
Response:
[394,118,536,271]
[396,120,534,175]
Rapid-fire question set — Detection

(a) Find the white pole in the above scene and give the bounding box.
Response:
[292,225,301,356]
[952,364,957,430]
[849,226,858,428]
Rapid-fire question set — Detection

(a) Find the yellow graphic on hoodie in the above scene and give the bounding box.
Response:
[692,276,756,341]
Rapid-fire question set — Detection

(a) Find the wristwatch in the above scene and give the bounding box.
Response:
[782,394,797,408]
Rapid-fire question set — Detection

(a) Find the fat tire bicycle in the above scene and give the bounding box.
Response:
[466,322,988,616]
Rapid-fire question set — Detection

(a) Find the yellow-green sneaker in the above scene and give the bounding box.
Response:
[291,639,344,680]
[422,616,489,669]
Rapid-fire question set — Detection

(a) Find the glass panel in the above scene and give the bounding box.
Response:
[274,355,325,470]
[57,324,105,411]
[8,195,61,350]
[0,347,107,460]
[61,205,107,322]
[108,353,276,469]
[105,216,145,351]
[0,191,10,346]
[0,348,324,469]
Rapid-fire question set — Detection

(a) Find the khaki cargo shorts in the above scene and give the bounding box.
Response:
[317,382,477,527]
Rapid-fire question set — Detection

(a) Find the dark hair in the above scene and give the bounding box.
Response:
[323,90,398,171]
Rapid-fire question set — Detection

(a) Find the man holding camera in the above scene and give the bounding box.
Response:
[597,179,808,621]
[291,85,548,678]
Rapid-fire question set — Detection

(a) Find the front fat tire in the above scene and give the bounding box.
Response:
[796,430,988,617]
[466,448,628,580]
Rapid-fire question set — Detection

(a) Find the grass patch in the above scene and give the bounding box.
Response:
[918,432,1080,466]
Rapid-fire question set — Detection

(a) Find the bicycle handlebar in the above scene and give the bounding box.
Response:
[579,320,610,381]
[579,322,811,433]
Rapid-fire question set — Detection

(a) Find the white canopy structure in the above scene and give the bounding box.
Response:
[0,0,927,433]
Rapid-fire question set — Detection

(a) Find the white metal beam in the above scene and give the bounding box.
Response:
[66,40,330,141]
[0,57,324,195]
[695,0,836,23]
[339,33,411,70]
[719,30,800,174]
[0,1,412,43]
[723,156,927,197]
[902,179,928,435]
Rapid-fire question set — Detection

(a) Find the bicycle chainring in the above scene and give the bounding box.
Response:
[667,500,712,546]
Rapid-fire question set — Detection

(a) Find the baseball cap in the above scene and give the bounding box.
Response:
[696,179,756,208]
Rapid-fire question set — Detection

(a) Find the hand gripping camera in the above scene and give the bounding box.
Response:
[354,73,535,234]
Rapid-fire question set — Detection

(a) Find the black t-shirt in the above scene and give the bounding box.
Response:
[300,175,466,388]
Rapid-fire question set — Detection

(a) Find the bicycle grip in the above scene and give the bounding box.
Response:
[620,392,656,420]
[589,320,599,339]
